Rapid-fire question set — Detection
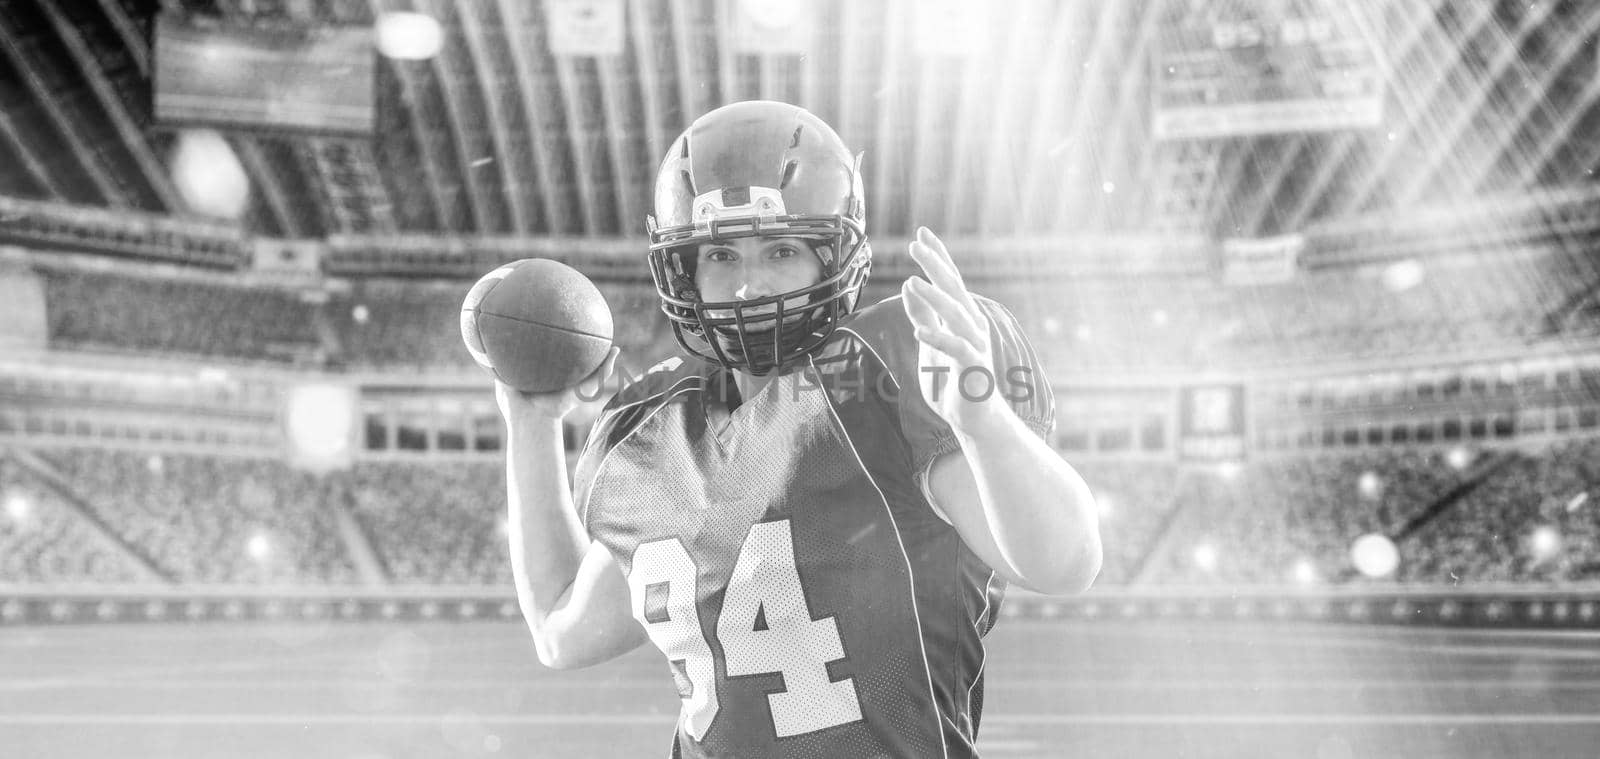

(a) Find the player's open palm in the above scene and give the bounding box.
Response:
[901,227,995,431]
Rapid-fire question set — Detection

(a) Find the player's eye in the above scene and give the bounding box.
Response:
[703,248,736,263]
[770,245,800,259]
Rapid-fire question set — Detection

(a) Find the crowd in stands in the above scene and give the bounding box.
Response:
[990,244,1593,377]
[1142,450,1466,585]
[3,438,1596,590]
[1,449,514,587]
[40,268,325,365]
[324,279,673,374]
[345,461,509,586]
[0,456,147,584]
[1071,461,1181,585]
[1411,437,1600,583]
[38,449,358,585]
[1141,439,1600,586]
[11,250,1600,591]
[32,243,1598,382]
[324,281,465,369]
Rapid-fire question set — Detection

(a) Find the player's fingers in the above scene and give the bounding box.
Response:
[909,233,986,326]
[918,228,989,331]
[905,276,987,349]
[907,238,962,298]
[904,284,987,364]
[576,345,621,398]
[917,226,954,268]
[913,227,973,294]
[600,344,621,380]
[912,325,986,368]
[900,277,944,331]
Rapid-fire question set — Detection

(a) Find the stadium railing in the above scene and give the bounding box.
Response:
[4,583,1600,630]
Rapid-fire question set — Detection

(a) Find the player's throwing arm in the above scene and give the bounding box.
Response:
[461,261,647,669]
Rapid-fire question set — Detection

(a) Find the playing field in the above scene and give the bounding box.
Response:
[3,617,1598,758]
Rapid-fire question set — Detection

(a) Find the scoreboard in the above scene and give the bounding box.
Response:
[154,15,375,135]
[1179,384,1248,463]
[1152,0,1385,140]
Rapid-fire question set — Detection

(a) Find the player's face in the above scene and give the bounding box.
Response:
[695,236,823,328]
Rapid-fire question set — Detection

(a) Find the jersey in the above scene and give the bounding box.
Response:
[572,294,1055,759]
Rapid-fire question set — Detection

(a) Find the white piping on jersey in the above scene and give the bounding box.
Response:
[576,374,706,532]
[965,570,997,731]
[810,356,952,759]
[834,309,955,527]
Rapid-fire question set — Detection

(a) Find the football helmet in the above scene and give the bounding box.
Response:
[647,100,870,376]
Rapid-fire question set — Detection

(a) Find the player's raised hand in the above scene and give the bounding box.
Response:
[900,227,996,430]
[496,345,620,425]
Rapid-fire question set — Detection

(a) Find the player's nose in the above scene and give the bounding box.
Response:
[734,283,771,301]
[733,264,778,301]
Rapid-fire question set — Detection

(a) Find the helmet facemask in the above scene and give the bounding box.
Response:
[648,212,869,376]
[647,101,872,377]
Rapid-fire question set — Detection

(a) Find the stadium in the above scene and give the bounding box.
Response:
[2,0,1599,756]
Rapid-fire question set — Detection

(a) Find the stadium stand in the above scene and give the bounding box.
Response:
[1418,438,1600,583]
[36,449,358,585]
[1002,243,1596,375]
[5,248,1600,592]
[325,278,673,373]
[1073,461,1181,585]
[1140,441,1600,586]
[326,280,465,369]
[0,456,148,584]
[38,267,325,365]
[2,438,1597,590]
[345,461,509,586]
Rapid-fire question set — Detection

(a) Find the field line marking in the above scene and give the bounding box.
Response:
[984,713,1600,726]
[4,713,1600,727]
[9,677,1600,692]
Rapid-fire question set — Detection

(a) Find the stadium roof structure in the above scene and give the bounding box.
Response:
[0,0,1597,251]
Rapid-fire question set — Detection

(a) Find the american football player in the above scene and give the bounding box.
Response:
[498,100,1102,758]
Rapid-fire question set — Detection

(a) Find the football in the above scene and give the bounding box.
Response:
[460,258,614,393]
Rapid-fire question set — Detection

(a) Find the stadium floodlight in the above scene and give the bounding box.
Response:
[1350,533,1399,578]
[1193,543,1218,573]
[246,533,271,562]
[375,12,444,61]
[1446,446,1472,471]
[1529,525,1563,562]
[1568,492,1590,512]
[1358,470,1382,499]
[1215,461,1242,481]
[170,129,250,220]
[1074,324,1093,343]
[1381,259,1425,293]
[352,304,370,325]
[1096,494,1115,519]
[1150,310,1169,327]
[1292,559,1318,585]
[3,493,29,522]
[285,383,357,471]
